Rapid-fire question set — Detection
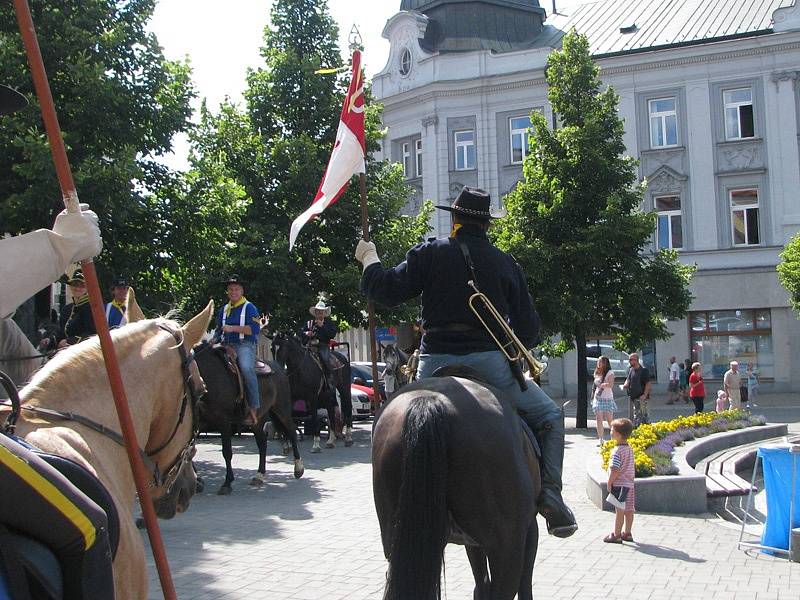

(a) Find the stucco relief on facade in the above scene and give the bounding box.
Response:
[645,165,687,194]
[640,147,685,176]
[719,142,763,172]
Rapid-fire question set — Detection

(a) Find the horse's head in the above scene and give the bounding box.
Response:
[147,300,214,518]
[270,331,290,366]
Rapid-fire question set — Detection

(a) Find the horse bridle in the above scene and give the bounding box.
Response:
[0,322,203,492]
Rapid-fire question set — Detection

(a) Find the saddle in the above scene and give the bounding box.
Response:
[213,344,273,409]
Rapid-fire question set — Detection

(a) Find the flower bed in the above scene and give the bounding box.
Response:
[600,410,766,477]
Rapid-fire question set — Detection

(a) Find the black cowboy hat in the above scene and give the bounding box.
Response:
[110,277,129,288]
[436,186,506,220]
[67,269,85,286]
[222,274,247,288]
[0,85,27,117]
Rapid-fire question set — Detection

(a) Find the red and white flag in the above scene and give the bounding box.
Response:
[289,50,366,250]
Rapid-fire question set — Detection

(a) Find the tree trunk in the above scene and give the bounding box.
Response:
[575,325,588,429]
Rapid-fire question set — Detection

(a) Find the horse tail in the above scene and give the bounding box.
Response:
[384,395,449,600]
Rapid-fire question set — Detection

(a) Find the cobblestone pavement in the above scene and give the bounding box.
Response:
[145,397,800,599]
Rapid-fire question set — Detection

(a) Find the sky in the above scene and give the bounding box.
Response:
[148,0,398,168]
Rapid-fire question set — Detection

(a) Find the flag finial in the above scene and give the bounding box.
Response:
[349,25,363,51]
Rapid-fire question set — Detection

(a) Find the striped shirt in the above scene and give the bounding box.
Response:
[610,444,635,488]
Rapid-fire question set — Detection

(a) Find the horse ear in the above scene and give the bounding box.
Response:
[183,300,214,348]
[126,287,146,322]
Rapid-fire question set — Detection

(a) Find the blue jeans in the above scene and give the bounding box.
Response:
[417,350,560,424]
[230,341,260,411]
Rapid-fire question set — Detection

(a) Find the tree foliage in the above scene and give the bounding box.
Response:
[778,233,800,313]
[189,0,431,331]
[0,0,194,306]
[493,31,694,427]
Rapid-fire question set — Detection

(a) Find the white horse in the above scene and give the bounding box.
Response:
[1,300,213,599]
[0,318,46,397]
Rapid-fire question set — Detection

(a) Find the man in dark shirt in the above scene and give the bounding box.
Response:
[301,301,338,378]
[60,270,96,346]
[622,352,651,425]
[356,186,577,538]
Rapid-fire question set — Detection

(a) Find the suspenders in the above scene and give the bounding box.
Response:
[222,301,250,341]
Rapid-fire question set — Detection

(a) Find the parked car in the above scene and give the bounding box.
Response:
[348,386,373,420]
[350,361,387,399]
[586,343,630,379]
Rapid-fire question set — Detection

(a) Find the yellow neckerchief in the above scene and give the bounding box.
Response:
[224,296,247,317]
[75,294,89,306]
[111,299,125,311]
[449,223,463,238]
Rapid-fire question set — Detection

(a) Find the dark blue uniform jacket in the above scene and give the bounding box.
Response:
[361,227,540,355]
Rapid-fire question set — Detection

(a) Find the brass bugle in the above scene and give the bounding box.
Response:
[467,281,546,378]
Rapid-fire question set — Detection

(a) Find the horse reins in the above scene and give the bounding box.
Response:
[0,322,203,491]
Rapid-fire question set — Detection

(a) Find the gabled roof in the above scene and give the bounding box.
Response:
[541,0,796,57]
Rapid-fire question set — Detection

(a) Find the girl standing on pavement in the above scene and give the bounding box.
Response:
[689,362,705,413]
[604,418,635,543]
[592,356,616,446]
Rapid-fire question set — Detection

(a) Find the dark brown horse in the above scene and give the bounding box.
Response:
[372,375,541,600]
[193,341,303,495]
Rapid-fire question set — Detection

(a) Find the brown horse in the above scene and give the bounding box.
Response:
[372,375,541,600]
[2,302,213,599]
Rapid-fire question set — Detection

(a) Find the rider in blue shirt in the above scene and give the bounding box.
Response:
[213,275,262,425]
[104,277,129,328]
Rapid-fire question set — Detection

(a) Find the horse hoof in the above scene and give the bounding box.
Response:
[311,446,321,454]
[294,466,305,479]
[249,474,265,486]
[217,485,232,496]
[195,477,205,494]
[345,438,353,447]
[325,441,335,449]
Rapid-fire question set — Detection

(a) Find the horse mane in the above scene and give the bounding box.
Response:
[23,319,180,403]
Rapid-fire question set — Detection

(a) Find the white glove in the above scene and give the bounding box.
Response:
[355,239,380,271]
[0,203,102,319]
[51,204,103,263]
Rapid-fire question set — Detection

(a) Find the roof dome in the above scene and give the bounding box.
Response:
[399,0,547,53]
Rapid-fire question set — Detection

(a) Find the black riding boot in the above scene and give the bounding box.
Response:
[531,418,578,538]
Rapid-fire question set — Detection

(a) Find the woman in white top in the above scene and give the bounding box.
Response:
[592,356,617,445]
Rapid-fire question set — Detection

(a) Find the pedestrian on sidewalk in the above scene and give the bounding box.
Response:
[622,353,650,426]
[604,418,635,544]
[592,356,616,446]
[667,356,679,404]
[746,362,759,407]
[715,390,729,413]
[678,361,689,403]
[724,361,742,409]
[689,362,705,413]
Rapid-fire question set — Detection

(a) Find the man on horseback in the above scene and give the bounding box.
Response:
[60,269,96,346]
[213,275,262,425]
[356,186,578,539]
[1,84,113,598]
[301,300,338,382]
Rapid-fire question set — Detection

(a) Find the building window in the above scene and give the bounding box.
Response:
[655,195,682,250]
[399,48,412,77]
[454,130,476,170]
[730,188,759,246]
[401,142,411,178]
[690,309,773,379]
[724,88,754,140]
[510,116,532,164]
[648,97,678,148]
[415,139,423,178]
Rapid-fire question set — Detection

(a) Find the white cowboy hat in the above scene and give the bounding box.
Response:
[309,301,331,317]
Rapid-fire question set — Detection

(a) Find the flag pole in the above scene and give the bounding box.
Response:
[11,2,177,598]
[349,28,382,410]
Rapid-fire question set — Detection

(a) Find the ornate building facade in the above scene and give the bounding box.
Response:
[372,0,800,395]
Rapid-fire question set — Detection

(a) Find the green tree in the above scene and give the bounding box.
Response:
[0,0,195,307]
[493,31,694,428]
[778,233,800,312]
[191,0,431,331]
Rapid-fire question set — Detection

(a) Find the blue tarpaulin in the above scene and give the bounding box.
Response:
[759,444,800,552]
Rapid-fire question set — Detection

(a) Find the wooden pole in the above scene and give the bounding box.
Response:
[359,173,382,409]
[11,2,177,598]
